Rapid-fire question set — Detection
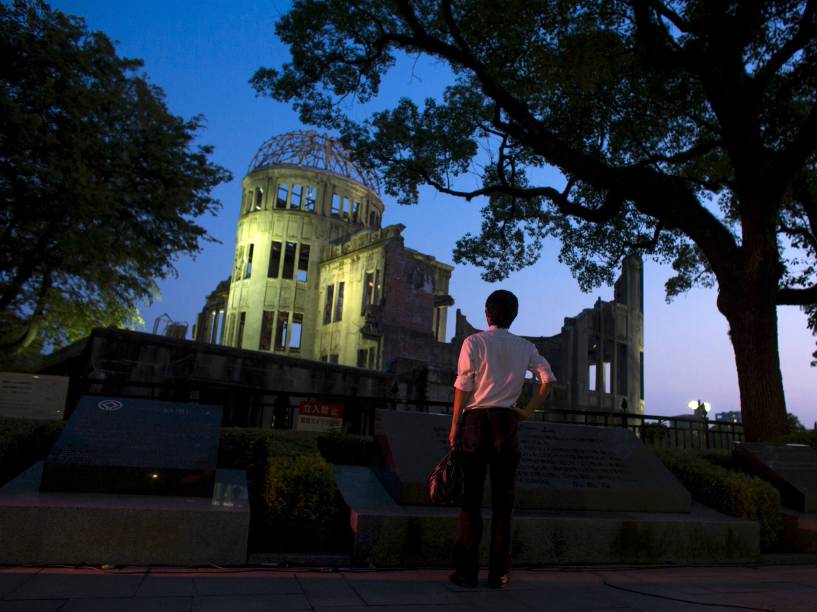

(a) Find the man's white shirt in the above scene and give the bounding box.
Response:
[454,325,557,409]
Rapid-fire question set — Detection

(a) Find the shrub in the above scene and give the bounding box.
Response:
[316,432,376,465]
[262,454,340,550]
[657,449,783,550]
[0,418,64,487]
[774,429,817,450]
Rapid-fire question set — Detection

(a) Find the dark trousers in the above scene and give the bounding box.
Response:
[453,408,520,580]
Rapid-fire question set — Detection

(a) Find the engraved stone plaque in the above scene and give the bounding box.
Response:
[41,395,222,497]
[736,442,817,512]
[0,372,68,420]
[375,410,690,512]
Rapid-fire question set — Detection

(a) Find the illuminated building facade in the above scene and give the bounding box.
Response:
[194,132,454,370]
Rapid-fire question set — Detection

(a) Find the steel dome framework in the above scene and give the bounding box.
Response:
[247,131,380,193]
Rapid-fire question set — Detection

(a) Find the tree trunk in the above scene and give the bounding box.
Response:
[719,292,789,442]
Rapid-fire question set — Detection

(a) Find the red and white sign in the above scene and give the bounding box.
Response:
[295,401,344,432]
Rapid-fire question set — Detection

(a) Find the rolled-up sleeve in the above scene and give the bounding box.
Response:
[529,346,557,383]
[454,336,477,392]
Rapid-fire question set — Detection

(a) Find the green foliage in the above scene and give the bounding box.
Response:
[657,449,783,550]
[262,454,340,550]
[316,432,376,465]
[774,429,817,450]
[0,418,64,486]
[787,413,807,432]
[0,0,231,353]
[258,0,817,439]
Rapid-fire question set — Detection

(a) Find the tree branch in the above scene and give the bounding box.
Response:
[778,284,817,305]
[753,0,817,89]
[771,100,817,193]
[647,0,692,33]
[624,222,664,251]
[404,161,624,224]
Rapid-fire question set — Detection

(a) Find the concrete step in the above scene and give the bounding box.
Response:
[335,464,760,567]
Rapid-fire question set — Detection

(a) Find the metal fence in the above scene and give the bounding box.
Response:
[73,378,743,449]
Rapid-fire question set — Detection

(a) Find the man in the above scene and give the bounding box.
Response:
[448,290,555,589]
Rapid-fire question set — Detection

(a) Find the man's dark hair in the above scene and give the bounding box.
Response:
[485,290,518,328]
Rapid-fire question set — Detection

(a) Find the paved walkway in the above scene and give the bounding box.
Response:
[1,563,816,611]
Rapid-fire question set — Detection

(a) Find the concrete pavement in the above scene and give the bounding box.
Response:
[1,562,816,611]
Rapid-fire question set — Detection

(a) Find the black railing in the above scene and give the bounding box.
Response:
[73,378,743,449]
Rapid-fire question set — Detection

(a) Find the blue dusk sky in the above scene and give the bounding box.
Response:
[48,0,816,425]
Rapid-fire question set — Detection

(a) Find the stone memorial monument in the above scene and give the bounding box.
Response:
[736,442,817,512]
[331,409,759,566]
[41,395,222,497]
[0,395,250,565]
[375,410,690,512]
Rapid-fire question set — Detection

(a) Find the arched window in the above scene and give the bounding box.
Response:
[253,187,263,211]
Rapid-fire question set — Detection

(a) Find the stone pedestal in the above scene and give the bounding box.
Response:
[0,462,250,566]
[335,464,759,566]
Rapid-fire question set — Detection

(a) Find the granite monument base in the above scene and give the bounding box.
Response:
[376,410,691,513]
[0,462,250,566]
[336,465,760,566]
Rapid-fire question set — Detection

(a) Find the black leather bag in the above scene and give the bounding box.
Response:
[427,444,463,505]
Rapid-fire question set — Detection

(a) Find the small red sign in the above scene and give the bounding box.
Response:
[298,401,344,419]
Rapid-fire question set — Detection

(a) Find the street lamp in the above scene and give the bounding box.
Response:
[687,400,711,418]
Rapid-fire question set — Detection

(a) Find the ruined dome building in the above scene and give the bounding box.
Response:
[194,131,644,415]
[194,131,455,372]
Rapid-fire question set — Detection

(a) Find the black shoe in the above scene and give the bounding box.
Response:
[449,572,478,588]
[488,574,509,589]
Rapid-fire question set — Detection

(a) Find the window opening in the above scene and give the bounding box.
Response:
[374,269,382,303]
[276,183,289,208]
[357,349,367,368]
[324,285,334,324]
[290,313,303,350]
[352,201,360,223]
[588,364,597,391]
[603,362,612,394]
[275,311,289,351]
[362,271,374,314]
[253,188,263,211]
[282,242,297,279]
[245,243,254,278]
[368,347,376,369]
[268,241,282,278]
[209,310,218,344]
[329,354,339,364]
[290,184,303,209]
[304,187,317,212]
[334,281,344,322]
[297,244,310,282]
[236,312,246,348]
[368,211,375,226]
[331,193,341,217]
[259,310,274,351]
[342,197,350,221]
[217,309,226,343]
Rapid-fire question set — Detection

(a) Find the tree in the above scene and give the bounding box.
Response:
[0,0,231,353]
[253,0,817,441]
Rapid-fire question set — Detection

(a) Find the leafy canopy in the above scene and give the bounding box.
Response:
[0,0,232,351]
[254,0,817,360]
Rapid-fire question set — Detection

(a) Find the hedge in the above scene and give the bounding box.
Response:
[657,448,783,549]
[0,418,64,487]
